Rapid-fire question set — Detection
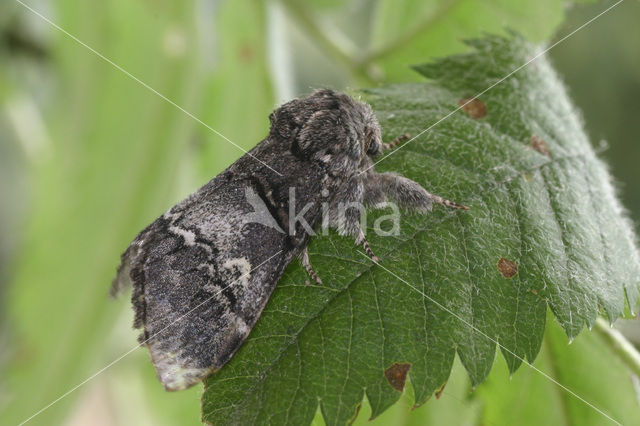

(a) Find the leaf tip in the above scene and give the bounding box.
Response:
[352,403,362,424]
[435,382,447,399]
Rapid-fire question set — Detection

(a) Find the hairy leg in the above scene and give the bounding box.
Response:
[356,225,379,262]
[327,177,379,260]
[363,172,468,211]
[382,133,410,151]
[299,246,322,285]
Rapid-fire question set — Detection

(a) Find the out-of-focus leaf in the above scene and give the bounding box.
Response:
[478,315,640,425]
[195,0,275,178]
[3,1,206,424]
[369,0,595,81]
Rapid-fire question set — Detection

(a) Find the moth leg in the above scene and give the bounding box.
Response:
[342,213,379,262]
[327,177,379,261]
[382,133,410,150]
[363,172,468,211]
[299,246,322,285]
[356,223,379,263]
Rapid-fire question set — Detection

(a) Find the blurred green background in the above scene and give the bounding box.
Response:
[1,0,639,425]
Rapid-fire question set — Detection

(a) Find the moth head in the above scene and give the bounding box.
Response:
[268,89,341,147]
[269,89,382,171]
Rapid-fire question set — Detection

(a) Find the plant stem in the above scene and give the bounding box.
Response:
[593,317,640,377]
[279,0,378,86]
[359,0,462,65]
[280,0,465,85]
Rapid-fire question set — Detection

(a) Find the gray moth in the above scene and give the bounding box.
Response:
[111,89,467,391]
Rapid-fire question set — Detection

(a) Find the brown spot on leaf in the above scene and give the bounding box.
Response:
[435,382,447,399]
[531,289,538,295]
[458,97,487,119]
[384,362,411,391]
[497,258,518,278]
[530,134,550,156]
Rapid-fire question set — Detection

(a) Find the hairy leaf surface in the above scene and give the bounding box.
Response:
[202,34,640,425]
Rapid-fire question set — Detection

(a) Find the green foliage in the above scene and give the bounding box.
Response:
[2,1,223,425]
[195,0,274,176]
[369,0,569,81]
[2,1,638,425]
[283,0,595,85]
[201,34,640,425]
[477,315,640,426]
[344,316,640,425]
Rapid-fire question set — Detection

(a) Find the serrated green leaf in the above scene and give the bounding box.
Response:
[347,316,640,425]
[202,34,640,425]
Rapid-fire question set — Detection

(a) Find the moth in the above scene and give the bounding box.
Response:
[112,89,467,391]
